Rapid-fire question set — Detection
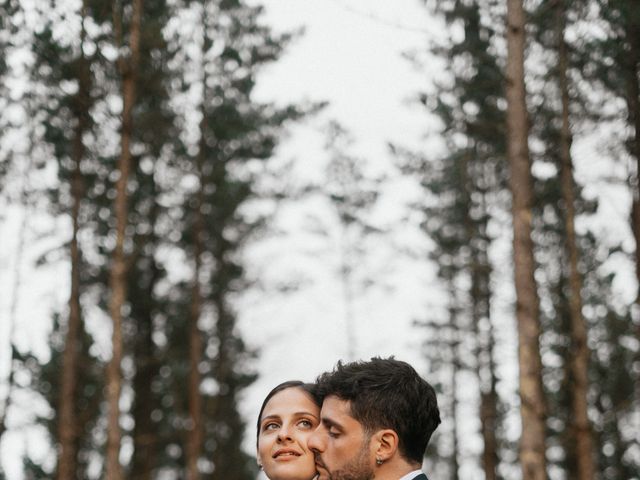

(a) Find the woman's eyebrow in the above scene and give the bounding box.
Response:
[292,411,319,419]
[260,414,281,423]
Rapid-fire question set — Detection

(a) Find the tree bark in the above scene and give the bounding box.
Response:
[463,149,500,480]
[1,97,37,467]
[504,0,547,478]
[131,257,160,480]
[447,277,461,480]
[185,120,206,480]
[625,6,640,347]
[105,1,143,478]
[56,6,90,478]
[554,3,595,479]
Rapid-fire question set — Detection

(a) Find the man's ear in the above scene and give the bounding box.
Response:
[371,429,399,463]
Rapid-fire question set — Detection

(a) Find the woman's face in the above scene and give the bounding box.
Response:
[257,387,320,480]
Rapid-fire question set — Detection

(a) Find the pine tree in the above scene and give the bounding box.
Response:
[173,1,305,477]
[106,1,144,478]
[322,120,381,361]
[550,1,594,477]
[504,0,548,477]
[528,1,640,477]
[34,2,97,477]
[125,1,177,477]
[405,0,508,477]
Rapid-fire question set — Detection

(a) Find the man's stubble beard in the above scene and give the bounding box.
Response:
[320,439,374,480]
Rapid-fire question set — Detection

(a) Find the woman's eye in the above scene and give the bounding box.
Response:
[298,419,313,429]
[263,422,279,431]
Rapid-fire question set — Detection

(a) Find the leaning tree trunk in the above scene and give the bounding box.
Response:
[554,3,595,479]
[105,1,143,478]
[504,0,547,478]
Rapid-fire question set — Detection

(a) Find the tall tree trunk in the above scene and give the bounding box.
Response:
[185,121,206,480]
[56,7,90,478]
[447,278,461,480]
[475,250,500,480]
[131,256,160,480]
[0,348,16,443]
[106,1,143,478]
[131,315,156,480]
[1,109,36,463]
[211,289,234,480]
[463,150,500,480]
[504,1,547,478]
[130,178,161,480]
[625,7,640,352]
[554,3,595,479]
[339,226,356,361]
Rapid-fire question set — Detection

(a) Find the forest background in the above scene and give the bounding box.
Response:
[0,0,638,479]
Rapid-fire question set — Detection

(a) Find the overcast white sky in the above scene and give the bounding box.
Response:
[243,0,445,410]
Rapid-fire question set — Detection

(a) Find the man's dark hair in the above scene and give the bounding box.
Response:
[315,357,440,463]
[256,380,321,446]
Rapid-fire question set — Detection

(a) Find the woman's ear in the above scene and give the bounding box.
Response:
[371,429,399,463]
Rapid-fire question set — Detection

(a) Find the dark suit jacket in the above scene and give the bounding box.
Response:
[413,474,428,480]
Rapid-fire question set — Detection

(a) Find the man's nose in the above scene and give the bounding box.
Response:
[307,426,323,452]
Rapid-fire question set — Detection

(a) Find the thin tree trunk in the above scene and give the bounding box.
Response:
[130,174,161,480]
[1,111,36,451]
[476,201,499,480]
[106,1,143,478]
[625,8,640,354]
[339,226,356,361]
[55,93,85,480]
[554,3,595,479]
[131,255,160,480]
[463,150,499,480]
[447,278,461,480]
[131,317,156,480]
[476,256,500,480]
[504,0,547,478]
[56,6,90,478]
[210,288,234,480]
[185,120,206,480]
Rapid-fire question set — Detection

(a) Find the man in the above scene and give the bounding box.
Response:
[308,357,440,480]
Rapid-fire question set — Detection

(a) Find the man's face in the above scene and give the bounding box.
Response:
[307,395,374,480]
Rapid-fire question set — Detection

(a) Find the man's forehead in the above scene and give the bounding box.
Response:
[320,395,353,420]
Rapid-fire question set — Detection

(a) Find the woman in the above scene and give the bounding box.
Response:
[256,381,321,480]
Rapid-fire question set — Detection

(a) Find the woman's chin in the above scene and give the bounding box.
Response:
[264,464,318,480]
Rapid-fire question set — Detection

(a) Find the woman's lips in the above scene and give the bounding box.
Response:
[273,448,302,459]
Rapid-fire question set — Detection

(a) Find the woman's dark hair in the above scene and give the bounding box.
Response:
[256,380,321,447]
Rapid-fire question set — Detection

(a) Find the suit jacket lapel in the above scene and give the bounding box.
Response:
[412,474,428,480]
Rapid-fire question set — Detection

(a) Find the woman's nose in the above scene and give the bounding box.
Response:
[277,424,293,442]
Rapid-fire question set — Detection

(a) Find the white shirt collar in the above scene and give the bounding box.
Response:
[398,470,423,480]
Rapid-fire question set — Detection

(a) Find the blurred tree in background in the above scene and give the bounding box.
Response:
[0,0,639,479]
[0,0,304,478]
